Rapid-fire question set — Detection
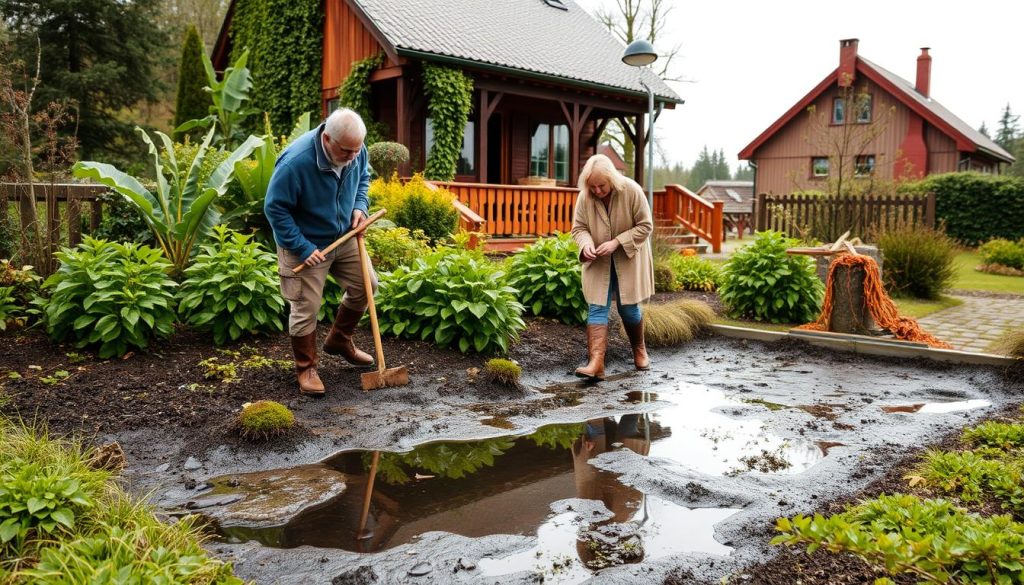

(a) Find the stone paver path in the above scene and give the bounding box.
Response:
[917,295,1024,353]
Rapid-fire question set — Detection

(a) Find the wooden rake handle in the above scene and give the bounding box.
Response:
[291,208,387,274]
[357,236,387,373]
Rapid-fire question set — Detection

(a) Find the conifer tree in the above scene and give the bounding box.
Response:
[173,25,212,139]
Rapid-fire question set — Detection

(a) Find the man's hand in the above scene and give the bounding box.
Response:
[580,243,597,262]
[595,239,620,256]
[303,249,326,267]
[351,209,368,238]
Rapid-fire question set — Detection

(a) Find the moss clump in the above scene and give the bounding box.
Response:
[484,358,521,386]
[621,299,715,347]
[238,400,294,440]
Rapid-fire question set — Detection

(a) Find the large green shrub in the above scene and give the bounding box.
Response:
[369,174,459,244]
[877,225,957,299]
[91,192,155,246]
[375,249,526,353]
[177,226,285,346]
[667,254,721,292]
[43,239,177,358]
[505,233,587,325]
[719,231,823,323]
[979,238,1024,270]
[903,172,1024,246]
[172,25,212,141]
[365,225,432,272]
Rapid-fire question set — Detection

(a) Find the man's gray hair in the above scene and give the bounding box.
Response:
[324,108,367,141]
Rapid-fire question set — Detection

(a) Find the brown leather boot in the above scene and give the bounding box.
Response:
[291,332,325,396]
[623,319,650,370]
[323,305,374,366]
[575,325,608,380]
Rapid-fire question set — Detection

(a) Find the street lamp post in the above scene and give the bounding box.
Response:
[622,39,659,212]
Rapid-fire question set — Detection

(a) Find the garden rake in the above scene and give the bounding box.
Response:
[357,234,410,390]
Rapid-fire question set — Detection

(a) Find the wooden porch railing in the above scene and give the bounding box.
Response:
[430,181,579,238]
[653,184,724,253]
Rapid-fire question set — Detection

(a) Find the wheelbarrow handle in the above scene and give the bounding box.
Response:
[291,209,387,274]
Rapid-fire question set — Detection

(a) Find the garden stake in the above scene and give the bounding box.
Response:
[291,209,388,274]
[357,236,410,390]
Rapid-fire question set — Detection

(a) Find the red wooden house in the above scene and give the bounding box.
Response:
[739,39,1015,197]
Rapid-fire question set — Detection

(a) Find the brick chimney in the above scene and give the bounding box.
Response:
[916,47,932,97]
[838,38,858,87]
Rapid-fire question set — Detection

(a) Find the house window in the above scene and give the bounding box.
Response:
[832,98,845,124]
[325,97,340,114]
[854,155,876,176]
[856,94,872,123]
[425,118,475,175]
[529,123,569,181]
[812,157,829,177]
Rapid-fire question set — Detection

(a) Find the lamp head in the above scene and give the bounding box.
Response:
[622,40,658,67]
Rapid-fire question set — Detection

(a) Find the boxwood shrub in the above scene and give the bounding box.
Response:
[718,231,823,323]
[374,248,525,353]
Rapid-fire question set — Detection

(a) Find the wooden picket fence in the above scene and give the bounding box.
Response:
[754,192,936,242]
[0,183,108,261]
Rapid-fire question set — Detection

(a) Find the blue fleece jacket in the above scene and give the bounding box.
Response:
[264,123,370,261]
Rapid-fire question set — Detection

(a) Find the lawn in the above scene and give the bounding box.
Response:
[892,295,963,319]
[953,251,1024,294]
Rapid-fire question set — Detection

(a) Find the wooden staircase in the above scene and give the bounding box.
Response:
[654,218,709,254]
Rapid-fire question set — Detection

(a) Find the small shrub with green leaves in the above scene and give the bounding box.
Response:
[43,238,177,358]
[979,238,1024,270]
[0,286,16,331]
[90,191,155,246]
[667,254,720,292]
[505,233,587,325]
[773,494,1024,585]
[375,248,526,353]
[177,226,285,345]
[484,358,521,386]
[238,400,295,440]
[0,460,96,553]
[0,260,42,329]
[365,225,432,272]
[367,141,409,180]
[877,224,957,299]
[652,261,676,293]
[369,174,459,244]
[718,231,823,323]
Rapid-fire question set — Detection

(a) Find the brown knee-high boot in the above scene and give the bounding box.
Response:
[291,332,325,396]
[575,324,608,380]
[623,319,650,370]
[323,305,374,366]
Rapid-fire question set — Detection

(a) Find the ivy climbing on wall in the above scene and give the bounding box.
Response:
[422,63,474,181]
[339,53,387,145]
[230,0,323,134]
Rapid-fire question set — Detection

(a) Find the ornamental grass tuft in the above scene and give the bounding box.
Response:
[620,299,715,347]
[994,330,1024,360]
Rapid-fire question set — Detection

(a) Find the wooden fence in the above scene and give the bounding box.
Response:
[754,192,936,241]
[0,183,108,256]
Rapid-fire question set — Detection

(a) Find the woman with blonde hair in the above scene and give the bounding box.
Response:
[570,154,654,379]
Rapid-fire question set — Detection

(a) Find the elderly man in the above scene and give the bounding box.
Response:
[265,108,377,396]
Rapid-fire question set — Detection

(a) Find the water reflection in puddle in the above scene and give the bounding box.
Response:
[881,399,991,414]
[644,382,823,476]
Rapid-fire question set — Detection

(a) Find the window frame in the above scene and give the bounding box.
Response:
[811,156,830,178]
[529,122,570,183]
[831,98,845,125]
[855,94,873,123]
[425,117,476,178]
[854,154,876,177]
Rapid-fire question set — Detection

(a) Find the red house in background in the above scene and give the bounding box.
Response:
[739,39,1015,196]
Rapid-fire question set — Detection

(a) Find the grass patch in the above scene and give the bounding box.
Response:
[892,295,963,319]
[953,251,1024,294]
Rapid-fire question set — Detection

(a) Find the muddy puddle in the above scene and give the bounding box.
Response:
[880,399,993,414]
[186,380,823,580]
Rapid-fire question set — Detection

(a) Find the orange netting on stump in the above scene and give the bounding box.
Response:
[797,253,952,349]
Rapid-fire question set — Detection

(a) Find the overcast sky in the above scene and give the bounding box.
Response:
[578,0,1023,171]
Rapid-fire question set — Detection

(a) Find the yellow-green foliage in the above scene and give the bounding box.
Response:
[368,174,459,244]
[621,299,715,347]
[484,358,521,386]
[995,330,1024,359]
[238,401,295,440]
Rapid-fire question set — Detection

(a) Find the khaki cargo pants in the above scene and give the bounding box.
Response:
[276,237,377,337]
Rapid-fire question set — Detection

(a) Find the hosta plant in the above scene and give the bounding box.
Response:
[0,460,96,555]
[375,248,526,353]
[505,233,587,325]
[177,226,284,345]
[667,254,721,292]
[718,231,823,323]
[43,238,177,358]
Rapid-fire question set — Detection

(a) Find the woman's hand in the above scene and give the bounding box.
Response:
[580,243,598,262]
[595,239,620,257]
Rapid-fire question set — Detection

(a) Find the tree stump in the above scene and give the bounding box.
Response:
[828,262,877,334]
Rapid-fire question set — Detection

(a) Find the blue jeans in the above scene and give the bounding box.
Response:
[587,261,642,326]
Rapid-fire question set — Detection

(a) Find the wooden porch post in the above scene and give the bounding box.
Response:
[559,101,592,185]
[479,90,503,184]
[396,76,411,177]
